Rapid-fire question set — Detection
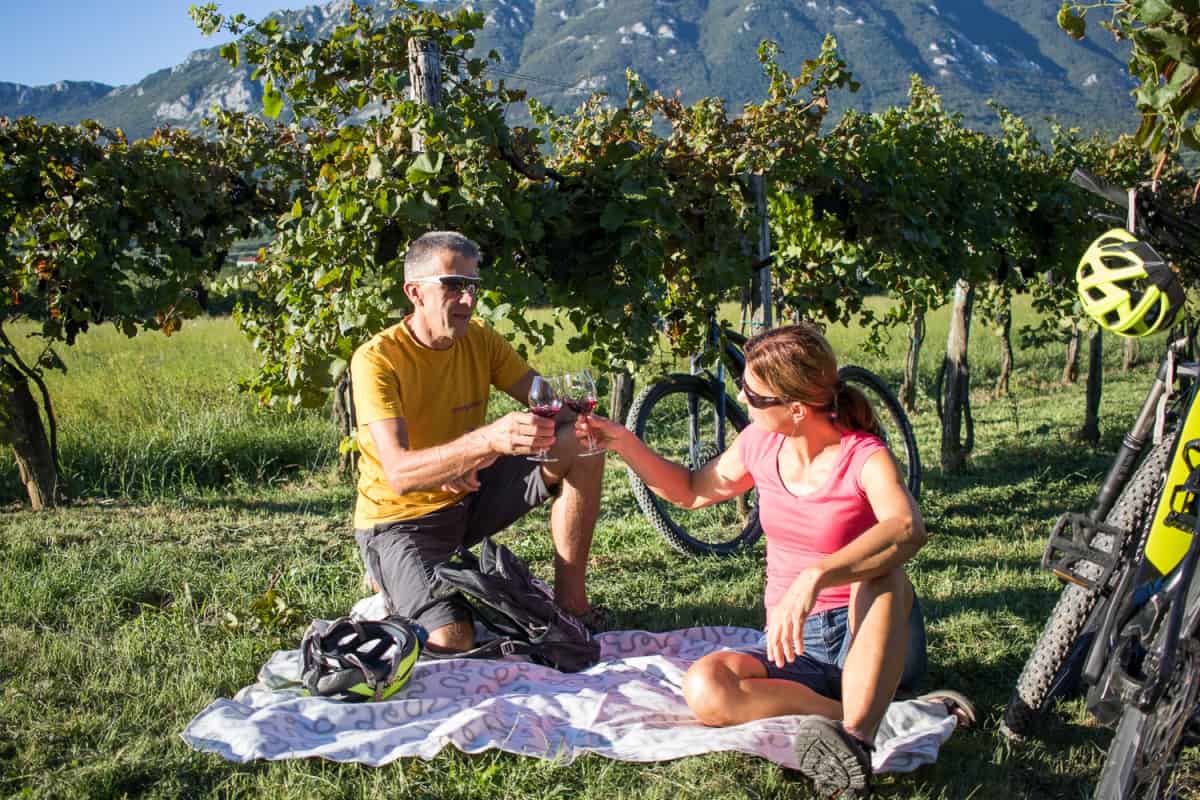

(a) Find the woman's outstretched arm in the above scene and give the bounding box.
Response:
[575,414,754,508]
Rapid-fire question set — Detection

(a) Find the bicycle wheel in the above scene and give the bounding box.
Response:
[839,366,922,499]
[1001,434,1176,741]
[1092,637,1200,799]
[627,374,761,556]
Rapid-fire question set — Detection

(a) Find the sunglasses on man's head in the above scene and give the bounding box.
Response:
[409,275,482,297]
[739,379,787,409]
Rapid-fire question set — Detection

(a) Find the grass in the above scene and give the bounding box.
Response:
[0,317,335,503]
[1,303,1197,799]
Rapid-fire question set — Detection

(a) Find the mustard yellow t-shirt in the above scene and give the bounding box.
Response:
[351,317,531,528]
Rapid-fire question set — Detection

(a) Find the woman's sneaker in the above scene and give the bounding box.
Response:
[793,716,872,798]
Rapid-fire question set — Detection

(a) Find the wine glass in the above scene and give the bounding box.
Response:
[564,369,604,457]
[527,375,562,462]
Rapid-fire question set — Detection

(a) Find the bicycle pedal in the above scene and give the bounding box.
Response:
[1164,510,1199,533]
[1165,470,1200,534]
[1041,512,1124,592]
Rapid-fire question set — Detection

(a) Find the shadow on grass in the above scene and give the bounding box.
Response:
[922,583,1064,622]
[112,760,272,800]
[183,492,352,518]
[925,440,1116,496]
[623,601,764,633]
[915,552,1044,575]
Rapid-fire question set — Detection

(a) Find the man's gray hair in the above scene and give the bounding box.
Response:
[404,231,482,280]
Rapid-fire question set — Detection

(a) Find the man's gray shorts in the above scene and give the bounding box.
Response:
[354,454,557,634]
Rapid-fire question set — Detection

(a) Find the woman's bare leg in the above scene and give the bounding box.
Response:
[682,651,841,726]
[840,568,914,741]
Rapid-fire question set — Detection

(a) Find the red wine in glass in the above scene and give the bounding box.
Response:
[531,401,562,418]
[527,375,561,461]
[564,369,604,456]
[563,398,597,414]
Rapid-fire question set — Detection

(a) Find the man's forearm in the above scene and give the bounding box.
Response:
[383,429,495,494]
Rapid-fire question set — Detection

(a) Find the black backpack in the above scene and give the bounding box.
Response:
[418,537,600,673]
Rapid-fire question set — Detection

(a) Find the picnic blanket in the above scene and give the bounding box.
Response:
[182,609,959,773]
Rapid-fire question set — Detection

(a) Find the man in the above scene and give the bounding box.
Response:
[351,230,607,653]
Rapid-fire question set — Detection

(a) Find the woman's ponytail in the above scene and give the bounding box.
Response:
[834,380,881,437]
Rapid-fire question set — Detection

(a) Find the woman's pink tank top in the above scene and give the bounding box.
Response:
[738,425,886,616]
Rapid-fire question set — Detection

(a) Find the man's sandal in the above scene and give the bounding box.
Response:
[917,690,977,730]
[793,716,872,798]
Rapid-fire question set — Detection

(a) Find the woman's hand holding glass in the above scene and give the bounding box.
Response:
[573,412,629,455]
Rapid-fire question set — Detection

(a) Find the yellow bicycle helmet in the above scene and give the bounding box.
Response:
[1077,228,1185,338]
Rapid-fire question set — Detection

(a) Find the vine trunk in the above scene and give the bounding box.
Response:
[940,279,974,473]
[609,370,635,425]
[1062,321,1081,384]
[900,308,925,413]
[995,301,1012,398]
[1,361,58,509]
[334,372,357,476]
[1122,337,1139,373]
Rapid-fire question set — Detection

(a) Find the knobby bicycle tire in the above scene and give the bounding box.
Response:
[626,374,760,556]
[839,366,922,499]
[1091,637,1200,799]
[1001,433,1176,741]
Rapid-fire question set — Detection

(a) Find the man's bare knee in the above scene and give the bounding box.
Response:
[425,619,475,653]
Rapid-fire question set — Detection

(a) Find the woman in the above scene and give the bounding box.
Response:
[577,324,972,798]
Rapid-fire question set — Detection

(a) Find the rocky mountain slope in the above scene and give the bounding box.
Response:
[0,0,1137,140]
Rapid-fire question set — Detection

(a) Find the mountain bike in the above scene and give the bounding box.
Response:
[625,312,921,557]
[1002,167,1200,799]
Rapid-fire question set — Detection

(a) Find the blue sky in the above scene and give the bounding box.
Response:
[0,1,296,87]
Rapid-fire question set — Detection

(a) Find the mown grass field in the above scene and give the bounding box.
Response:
[1,300,1197,799]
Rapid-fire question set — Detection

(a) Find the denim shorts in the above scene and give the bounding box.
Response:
[736,597,928,700]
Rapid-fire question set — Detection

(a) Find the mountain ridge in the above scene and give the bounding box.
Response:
[0,0,1139,141]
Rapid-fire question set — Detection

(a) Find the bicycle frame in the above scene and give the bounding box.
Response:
[1042,337,1196,591]
[1032,279,1200,793]
[682,317,748,468]
[1083,406,1200,715]
[1003,168,1200,775]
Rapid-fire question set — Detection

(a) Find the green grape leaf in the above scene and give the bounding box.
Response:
[263,78,284,119]
[1058,3,1086,39]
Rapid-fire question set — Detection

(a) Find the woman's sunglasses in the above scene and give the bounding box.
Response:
[740,380,787,409]
[409,275,481,297]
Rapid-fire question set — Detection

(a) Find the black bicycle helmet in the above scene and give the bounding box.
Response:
[300,615,420,701]
[1077,228,1185,337]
